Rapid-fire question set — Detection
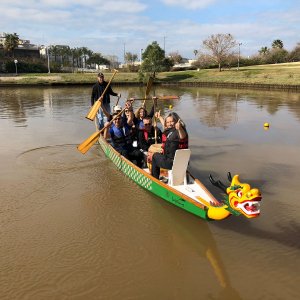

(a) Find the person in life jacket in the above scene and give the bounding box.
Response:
[137,117,162,152]
[151,112,188,179]
[103,111,144,167]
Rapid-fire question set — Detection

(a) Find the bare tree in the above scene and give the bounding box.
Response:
[168,51,182,64]
[125,52,138,64]
[202,33,237,71]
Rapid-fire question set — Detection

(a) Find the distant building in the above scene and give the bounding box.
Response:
[0,33,40,58]
[173,59,197,70]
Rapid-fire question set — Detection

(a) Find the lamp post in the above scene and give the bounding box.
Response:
[123,43,126,64]
[46,46,51,73]
[140,48,143,63]
[14,59,18,76]
[237,42,242,71]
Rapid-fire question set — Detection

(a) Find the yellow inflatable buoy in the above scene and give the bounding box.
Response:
[264,122,270,128]
[169,105,173,109]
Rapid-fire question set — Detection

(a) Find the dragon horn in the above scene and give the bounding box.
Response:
[209,174,227,193]
[227,172,232,182]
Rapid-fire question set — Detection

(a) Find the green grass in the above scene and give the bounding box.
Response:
[1,62,300,86]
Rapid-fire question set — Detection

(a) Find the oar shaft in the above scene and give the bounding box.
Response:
[127,96,179,101]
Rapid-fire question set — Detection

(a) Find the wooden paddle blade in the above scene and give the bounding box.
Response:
[86,99,101,121]
[77,131,101,154]
[145,76,154,98]
[158,95,180,100]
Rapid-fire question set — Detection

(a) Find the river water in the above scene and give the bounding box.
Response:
[0,85,299,300]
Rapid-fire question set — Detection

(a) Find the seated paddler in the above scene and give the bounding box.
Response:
[151,111,189,180]
[103,111,144,168]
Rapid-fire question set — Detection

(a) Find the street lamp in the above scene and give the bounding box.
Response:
[14,59,18,76]
[46,46,51,73]
[237,42,242,71]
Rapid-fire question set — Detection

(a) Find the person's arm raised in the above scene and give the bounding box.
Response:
[175,119,187,139]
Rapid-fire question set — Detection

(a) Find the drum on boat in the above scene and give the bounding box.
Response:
[147,143,168,176]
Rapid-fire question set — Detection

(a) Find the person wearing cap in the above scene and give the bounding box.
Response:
[91,72,120,129]
[100,102,122,122]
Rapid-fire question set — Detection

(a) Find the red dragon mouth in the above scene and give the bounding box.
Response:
[236,197,262,217]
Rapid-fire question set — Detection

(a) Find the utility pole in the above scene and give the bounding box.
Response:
[123,43,126,64]
[238,42,242,71]
[46,46,51,73]
[163,36,166,57]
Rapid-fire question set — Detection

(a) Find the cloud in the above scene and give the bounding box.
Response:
[0,0,299,60]
[161,0,216,10]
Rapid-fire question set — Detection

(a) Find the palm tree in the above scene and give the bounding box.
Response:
[259,46,269,55]
[60,46,71,66]
[272,39,284,49]
[49,45,59,62]
[4,33,19,57]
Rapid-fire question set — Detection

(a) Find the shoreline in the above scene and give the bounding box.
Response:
[1,62,300,91]
[0,80,299,91]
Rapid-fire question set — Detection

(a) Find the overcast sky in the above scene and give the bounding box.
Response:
[1,0,299,61]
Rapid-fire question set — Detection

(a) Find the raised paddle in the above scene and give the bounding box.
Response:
[153,97,158,144]
[142,76,154,107]
[86,69,118,121]
[78,108,125,154]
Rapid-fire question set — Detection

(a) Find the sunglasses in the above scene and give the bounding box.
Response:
[144,123,151,126]
[114,117,121,121]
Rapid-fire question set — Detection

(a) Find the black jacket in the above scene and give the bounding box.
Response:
[137,127,162,151]
[91,81,118,105]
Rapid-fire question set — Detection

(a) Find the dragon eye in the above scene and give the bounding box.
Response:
[237,190,243,198]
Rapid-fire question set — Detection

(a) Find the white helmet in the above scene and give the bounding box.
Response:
[113,105,122,112]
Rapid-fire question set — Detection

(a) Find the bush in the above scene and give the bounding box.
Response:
[4,60,48,73]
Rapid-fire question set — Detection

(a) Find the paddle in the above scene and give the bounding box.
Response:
[86,69,118,121]
[142,76,154,107]
[153,98,157,144]
[128,95,179,101]
[115,94,121,106]
[78,108,125,154]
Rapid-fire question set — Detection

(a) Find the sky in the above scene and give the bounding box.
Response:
[1,0,299,62]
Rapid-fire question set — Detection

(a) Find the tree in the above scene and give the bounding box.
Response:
[288,43,300,62]
[202,33,237,71]
[266,48,288,64]
[168,51,182,64]
[140,41,173,77]
[193,49,198,58]
[48,45,60,62]
[80,47,92,68]
[259,46,269,55]
[272,39,284,49]
[125,52,138,64]
[87,53,110,66]
[4,33,19,57]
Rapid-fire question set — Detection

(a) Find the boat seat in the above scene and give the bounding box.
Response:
[168,149,191,186]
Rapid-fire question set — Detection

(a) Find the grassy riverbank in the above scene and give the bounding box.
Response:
[1,62,300,87]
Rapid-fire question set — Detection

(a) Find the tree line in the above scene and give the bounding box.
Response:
[1,32,300,74]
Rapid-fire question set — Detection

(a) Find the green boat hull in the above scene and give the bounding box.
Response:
[99,137,210,220]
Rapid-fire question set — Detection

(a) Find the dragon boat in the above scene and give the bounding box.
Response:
[98,135,262,221]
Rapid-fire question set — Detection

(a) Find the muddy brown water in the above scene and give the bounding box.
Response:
[1,86,299,300]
